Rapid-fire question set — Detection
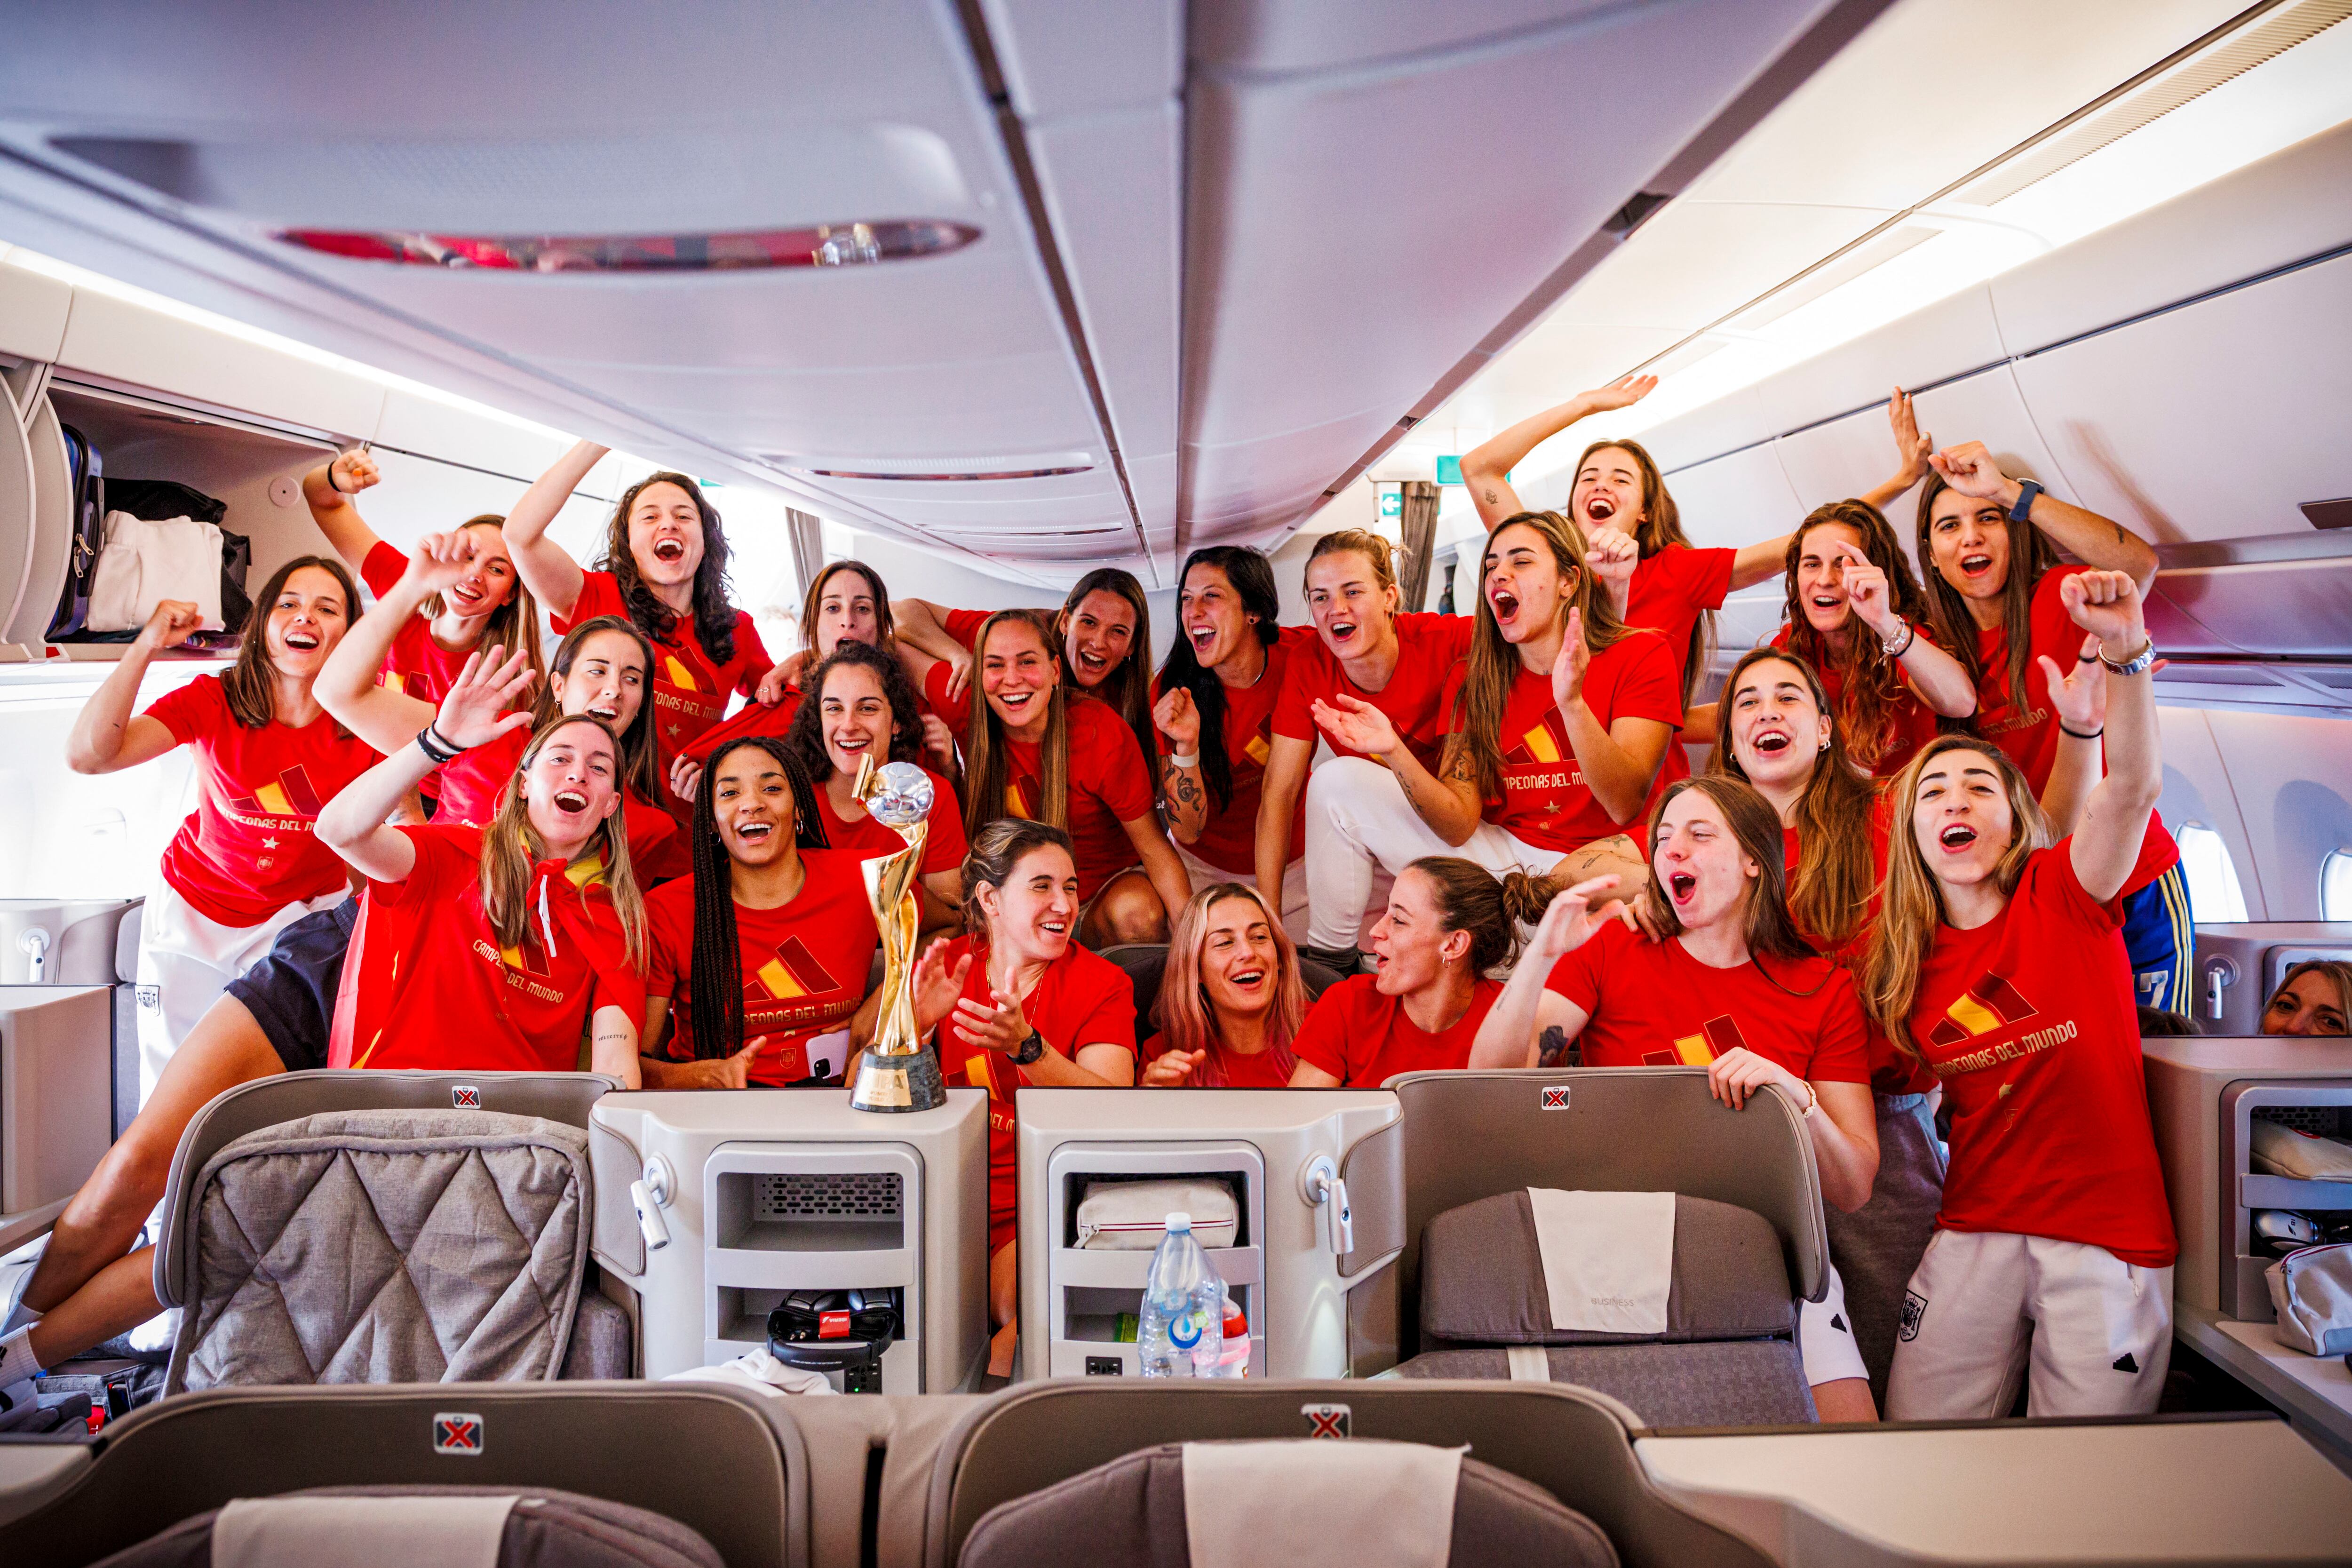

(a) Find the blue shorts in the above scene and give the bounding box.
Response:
[222,900,360,1074]
[2121,862,2193,1015]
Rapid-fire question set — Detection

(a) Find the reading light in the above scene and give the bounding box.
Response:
[275,220,979,271]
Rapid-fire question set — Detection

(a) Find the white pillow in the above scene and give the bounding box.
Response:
[2250,1119,2352,1181]
[1075,1179,1239,1250]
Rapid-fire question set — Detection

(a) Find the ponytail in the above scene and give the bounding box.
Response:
[1407,856,1520,975]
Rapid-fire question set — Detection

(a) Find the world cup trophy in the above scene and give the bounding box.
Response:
[848,757,948,1113]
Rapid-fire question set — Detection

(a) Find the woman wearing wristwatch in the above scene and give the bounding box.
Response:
[1470,775,1883,1422]
[912,819,1137,1375]
[1912,441,2190,1015]
[1859,571,2177,1419]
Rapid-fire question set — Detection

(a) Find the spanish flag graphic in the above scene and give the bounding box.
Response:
[1502,709,1570,767]
[966,1051,1001,1098]
[1643,1014,1748,1067]
[1243,731,1272,767]
[1006,779,1032,820]
[1928,973,2039,1048]
[229,764,326,817]
[500,932,552,977]
[663,654,699,693]
[749,935,840,1002]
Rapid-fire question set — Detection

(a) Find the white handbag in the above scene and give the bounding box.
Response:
[85,510,223,633]
[1074,1179,1240,1250]
[2267,1243,2352,1356]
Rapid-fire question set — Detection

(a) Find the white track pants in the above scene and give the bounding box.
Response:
[135,877,347,1108]
[1885,1229,2173,1420]
[1175,843,1310,945]
[1302,756,1557,951]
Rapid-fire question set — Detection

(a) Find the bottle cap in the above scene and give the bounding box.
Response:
[1164,1211,1191,1232]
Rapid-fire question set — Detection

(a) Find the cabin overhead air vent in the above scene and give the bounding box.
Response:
[272,221,979,271]
[1604,191,1673,237]
[2302,499,2352,530]
[776,453,1094,482]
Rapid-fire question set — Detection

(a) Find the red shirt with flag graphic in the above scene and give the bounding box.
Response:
[1152,626,1315,875]
[915,607,996,735]
[360,541,527,822]
[1626,545,1732,786]
[1139,1032,1297,1088]
[1272,612,1475,773]
[1291,973,1502,1088]
[1543,920,1870,1082]
[811,766,968,879]
[643,848,878,1085]
[934,933,1137,1252]
[554,570,771,784]
[997,695,1157,902]
[141,675,380,927]
[1446,631,1682,853]
[1903,842,2177,1266]
[331,824,645,1074]
[623,791,691,884]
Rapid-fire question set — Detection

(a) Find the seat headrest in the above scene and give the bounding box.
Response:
[958,1441,1616,1568]
[1419,1191,1792,1346]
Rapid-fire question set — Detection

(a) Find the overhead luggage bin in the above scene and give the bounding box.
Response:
[1014,1086,1398,1380]
[591,1088,989,1392]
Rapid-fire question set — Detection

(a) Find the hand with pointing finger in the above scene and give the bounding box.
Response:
[1141,1046,1208,1088]
[1829,539,1899,640]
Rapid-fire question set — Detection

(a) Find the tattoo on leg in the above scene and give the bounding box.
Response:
[1538,1025,1576,1069]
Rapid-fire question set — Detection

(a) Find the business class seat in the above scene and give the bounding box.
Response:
[1353,1070,1828,1427]
[0,1383,795,1568]
[152,1071,632,1393]
[1093,944,1345,1024]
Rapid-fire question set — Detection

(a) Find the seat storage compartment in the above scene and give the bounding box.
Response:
[2221,1082,2352,1320]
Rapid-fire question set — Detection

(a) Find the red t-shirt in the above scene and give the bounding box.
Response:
[1445,632,1682,853]
[1780,801,1926,1095]
[623,791,690,884]
[1544,920,1869,1080]
[1626,545,1731,783]
[997,695,1156,901]
[142,675,380,927]
[934,934,1137,1252]
[921,607,998,736]
[1767,622,1944,780]
[1153,626,1314,875]
[811,767,967,877]
[1272,612,1475,773]
[554,570,771,777]
[338,825,645,1074]
[1139,1032,1296,1088]
[1903,843,2177,1266]
[643,849,879,1085]
[1291,973,1501,1088]
[361,542,525,819]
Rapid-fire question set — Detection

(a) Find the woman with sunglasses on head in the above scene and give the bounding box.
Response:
[895,567,1157,772]
[502,440,772,810]
[1907,415,2188,1015]
[1299,512,1680,968]
[67,557,376,1108]
[1470,775,1883,1420]
[1287,858,1510,1088]
[640,736,883,1089]
[1155,547,1318,939]
[961,609,1190,946]
[912,820,1137,1374]
[1141,883,1309,1088]
[1860,571,2177,1420]
[1261,529,1479,962]
[781,641,968,932]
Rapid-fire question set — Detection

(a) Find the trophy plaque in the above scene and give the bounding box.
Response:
[847,756,948,1113]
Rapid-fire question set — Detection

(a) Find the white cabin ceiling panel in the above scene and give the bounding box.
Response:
[1438,323,1686,434]
[1546,202,1886,339]
[1744,285,2006,443]
[982,0,1181,117]
[1989,117,2352,358]
[0,261,72,362]
[56,289,386,438]
[1192,0,1685,75]
[2010,251,2352,547]
[1645,385,1777,474]
[1658,444,1802,551]
[372,390,567,487]
[1902,362,2069,505]
[2154,561,2352,658]
[1772,407,1920,522]
[1180,0,1845,540]
[2201,708,2352,921]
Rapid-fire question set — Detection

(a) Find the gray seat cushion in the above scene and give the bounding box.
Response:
[1419,1191,1792,1346]
[1393,1341,1817,1429]
[958,1442,1617,1568]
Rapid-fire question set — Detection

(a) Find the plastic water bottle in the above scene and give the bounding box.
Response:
[1136,1211,1224,1378]
[1206,1288,1251,1378]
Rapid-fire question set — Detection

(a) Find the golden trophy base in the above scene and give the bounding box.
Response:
[849,1045,947,1114]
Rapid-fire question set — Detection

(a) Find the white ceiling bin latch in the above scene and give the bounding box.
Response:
[632,1154,676,1252]
[1301,1155,1352,1257]
[18,927,50,984]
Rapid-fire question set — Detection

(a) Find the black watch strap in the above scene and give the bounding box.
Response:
[2008,478,2042,525]
[1010,1029,1046,1066]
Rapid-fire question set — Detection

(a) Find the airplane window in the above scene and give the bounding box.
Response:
[2175,824,2249,923]
[2321,849,2352,922]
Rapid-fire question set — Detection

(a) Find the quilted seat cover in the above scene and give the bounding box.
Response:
[167,1110,592,1393]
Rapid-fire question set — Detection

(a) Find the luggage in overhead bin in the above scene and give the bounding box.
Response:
[44,422,103,640]
[85,510,226,634]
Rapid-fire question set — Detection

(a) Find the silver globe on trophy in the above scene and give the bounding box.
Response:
[847,756,948,1113]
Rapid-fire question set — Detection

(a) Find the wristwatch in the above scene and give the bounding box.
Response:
[1009,1029,1046,1066]
[2099,638,2158,678]
[2008,478,2042,525]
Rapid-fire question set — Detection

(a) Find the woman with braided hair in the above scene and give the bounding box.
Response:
[639,735,882,1088]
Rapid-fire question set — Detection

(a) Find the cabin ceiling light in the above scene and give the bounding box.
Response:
[274,220,979,271]
[795,464,1092,481]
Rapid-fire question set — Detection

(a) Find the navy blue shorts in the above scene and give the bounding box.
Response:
[222,900,360,1074]
[2121,861,2193,1015]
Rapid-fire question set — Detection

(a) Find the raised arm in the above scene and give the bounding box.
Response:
[2034,632,2108,839]
[889,598,972,664]
[313,538,466,755]
[1830,539,1976,718]
[1123,812,1196,925]
[501,438,606,622]
[65,602,201,775]
[299,449,388,575]
[1152,686,1206,844]
[1555,613,1672,824]
[1468,878,1618,1067]
[1930,443,2159,591]
[1255,733,1312,913]
[1858,387,1935,515]
[1462,375,1658,532]
[2062,573,2161,903]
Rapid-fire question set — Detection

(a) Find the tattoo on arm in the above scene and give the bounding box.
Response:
[1483,487,1499,506]
[1537,1025,1575,1069]
[2114,522,2126,546]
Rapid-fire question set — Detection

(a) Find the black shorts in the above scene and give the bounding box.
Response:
[222,900,360,1074]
